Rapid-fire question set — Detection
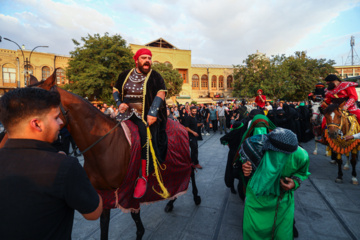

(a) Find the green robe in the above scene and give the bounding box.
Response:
[243,147,310,240]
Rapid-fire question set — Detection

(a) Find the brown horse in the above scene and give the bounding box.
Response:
[0,70,197,240]
[323,102,360,184]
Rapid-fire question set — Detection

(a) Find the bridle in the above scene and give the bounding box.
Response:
[49,85,120,155]
[326,108,347,137]
[50,85,69,128]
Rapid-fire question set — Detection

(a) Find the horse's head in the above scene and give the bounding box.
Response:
[310,101,322,123]
[28,69,68,127]
[28,68,57,90]
[324,102,346,139]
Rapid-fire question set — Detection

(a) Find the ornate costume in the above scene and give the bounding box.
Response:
[324,81,360,122]
[113,48,168,198]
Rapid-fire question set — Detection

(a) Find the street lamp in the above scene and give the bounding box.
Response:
[28,45,48,85]
[4,37,25,87]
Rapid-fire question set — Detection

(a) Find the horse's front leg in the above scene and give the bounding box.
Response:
[343,153,350,170]
[313,141,318,155]
[350,152,358,185]
[191,167,201,205]
[164,198,177,212]
[335,156,343,183]
[100,209,111,240]
[131,211,144,240]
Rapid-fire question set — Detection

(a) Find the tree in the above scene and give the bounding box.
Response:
[151,63,183,97]
[233,51,336,101]
[65,33,134,103]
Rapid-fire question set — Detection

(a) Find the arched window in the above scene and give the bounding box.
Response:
[2,64,16,83]
[153,61,160,65]
[42,66,50,80]
[227,75,233,88]
[192,74,199,89]
[219,75,224,89]
[25,65,34,84]
[201,75,208,88]
[164,61,172,67]
[211,75,217,88]
[56,68,66,85]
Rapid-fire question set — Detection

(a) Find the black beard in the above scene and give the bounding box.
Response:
[327,82,336,90]
[138,62,151,74]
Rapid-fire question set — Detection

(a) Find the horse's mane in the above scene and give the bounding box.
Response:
[54,86,117,123]
[324,104,339,115]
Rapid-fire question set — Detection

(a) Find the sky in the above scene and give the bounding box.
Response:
[1,0,360,66]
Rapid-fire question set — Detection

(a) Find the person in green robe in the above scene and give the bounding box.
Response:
[241,128,310,240]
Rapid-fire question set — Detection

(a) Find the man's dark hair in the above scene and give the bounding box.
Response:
[0,88,61,131]
[190,106,197,111]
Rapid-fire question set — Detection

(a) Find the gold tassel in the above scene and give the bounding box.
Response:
[147,127,170,199]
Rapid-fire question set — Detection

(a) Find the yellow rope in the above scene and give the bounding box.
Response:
[147,127,170,198]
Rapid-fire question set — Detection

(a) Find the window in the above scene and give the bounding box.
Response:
[164,61,172,67]
[192,74,199,88]
[201,75,208,88]
[211,75,217,88]
[153,61,160,65]
[2,64,16,83]
[219,75,224,89]
[227,75,233,88]
[56,68,66,85]
[42,66,50,80]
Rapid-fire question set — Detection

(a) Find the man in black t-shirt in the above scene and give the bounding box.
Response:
[184,106,203,169]
[0,88,102,240]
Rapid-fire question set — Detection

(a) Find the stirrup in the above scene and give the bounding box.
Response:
[133,176,148,199]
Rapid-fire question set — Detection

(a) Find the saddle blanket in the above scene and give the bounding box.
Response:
[97,119,191,212]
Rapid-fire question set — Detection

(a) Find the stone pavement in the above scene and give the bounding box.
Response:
[72,131,360,240]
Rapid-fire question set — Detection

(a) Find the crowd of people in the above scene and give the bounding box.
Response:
[0,44,348,240]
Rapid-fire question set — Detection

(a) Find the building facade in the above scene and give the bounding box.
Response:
[0,48,69,96]
[334,65,360,78]
[130,38,235,104]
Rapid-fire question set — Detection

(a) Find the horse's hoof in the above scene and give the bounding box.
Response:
[164,204,174,213]
[313,151,317,155]
[352,177,359,185]
[329,160,336,164]
[136,228,145,240]
[194,196,201,205]
[343,165,350,170]
[335,178,343,183]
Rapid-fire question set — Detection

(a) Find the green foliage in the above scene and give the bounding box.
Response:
[64,33,134,104]
[151,63,183,97]
[233,51,337,101]
[191,101,197,105]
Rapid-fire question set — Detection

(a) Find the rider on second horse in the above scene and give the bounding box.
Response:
[322,74,360,123]
[112,48,168,199]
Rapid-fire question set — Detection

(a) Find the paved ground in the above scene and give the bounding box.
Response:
[72,131,360,240]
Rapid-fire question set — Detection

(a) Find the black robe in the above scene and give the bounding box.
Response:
[115,69,168,163]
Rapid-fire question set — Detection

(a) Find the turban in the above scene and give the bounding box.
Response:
[257,89,263,94]
[133,48,152,62]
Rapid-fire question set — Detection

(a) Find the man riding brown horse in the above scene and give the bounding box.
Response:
[321,74,360,124]
[112,48,167,199]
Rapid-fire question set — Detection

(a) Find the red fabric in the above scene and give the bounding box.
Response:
[97,119,191,211]
[133,48,152,62]
[349,109,360,123]
[324,82,359,111]
[255,95,266,108]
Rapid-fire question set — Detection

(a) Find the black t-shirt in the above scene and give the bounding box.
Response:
[184,115,198,138]
[0,139,99,240]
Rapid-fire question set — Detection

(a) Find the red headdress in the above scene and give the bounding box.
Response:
[257,89,263,94]
[133,48,152,64]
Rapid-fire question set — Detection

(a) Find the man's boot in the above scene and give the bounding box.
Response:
[134,159,148,199]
